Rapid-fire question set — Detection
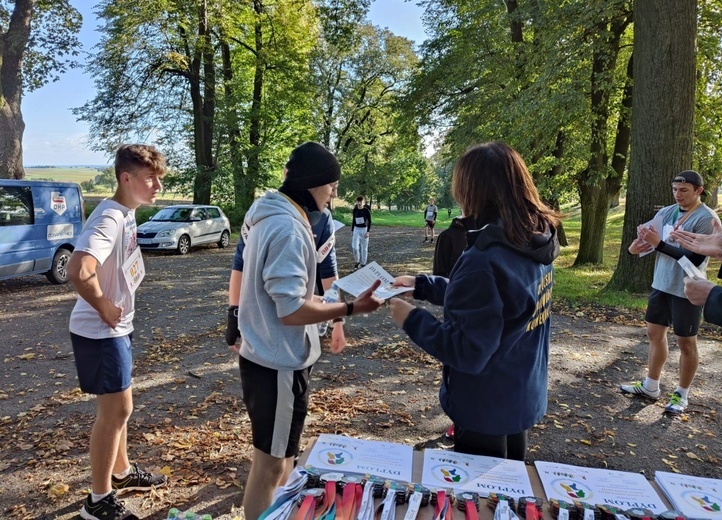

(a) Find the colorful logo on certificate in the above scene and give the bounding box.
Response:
[324,450,352,466]
[550,479,593,500]
[681,490,722,514]
[432,465,469,484]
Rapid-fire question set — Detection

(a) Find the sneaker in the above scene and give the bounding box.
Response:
[664,391,688,414]
[80,491,138,520]
[112,463,168,495]
[423,238,428,243]
[430,238,434,244]
[619,381,660,399]
[444,424,455,439]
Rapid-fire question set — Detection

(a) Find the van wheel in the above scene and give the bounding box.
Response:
[176,234,191,255]
[46,248,72,284]
[219,230,230,248]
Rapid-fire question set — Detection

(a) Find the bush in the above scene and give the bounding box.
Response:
[80,180,95,192]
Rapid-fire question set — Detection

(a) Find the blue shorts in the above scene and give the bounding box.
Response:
[71,333,133,395]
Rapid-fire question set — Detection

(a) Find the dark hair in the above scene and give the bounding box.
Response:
[452,142,561,246]
[114,144,167,182]
[356,196,364,202]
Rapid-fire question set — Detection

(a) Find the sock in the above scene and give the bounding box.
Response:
[675,386,689,399]
[643,377,659,392]
[91,491,111,503]
[113,466,132,479]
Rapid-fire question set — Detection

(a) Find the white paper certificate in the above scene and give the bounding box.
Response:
[535,461,667,513]
[305,434,413,482]
[421,449,534,498]
[655,471,722,519]
[333,261,413,300]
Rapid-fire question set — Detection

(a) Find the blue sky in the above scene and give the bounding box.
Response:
[21,0,426,166]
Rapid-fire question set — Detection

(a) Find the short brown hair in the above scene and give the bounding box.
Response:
[114,144,167,181]
[452,142,561,246]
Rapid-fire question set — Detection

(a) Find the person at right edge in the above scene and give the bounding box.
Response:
[622,170,720,414]
[389,142,561,460]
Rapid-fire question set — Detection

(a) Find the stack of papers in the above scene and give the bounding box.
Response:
[535,461,667,513]
[654,471,722,519]
[304,433,414,482]
[421,449,534,498]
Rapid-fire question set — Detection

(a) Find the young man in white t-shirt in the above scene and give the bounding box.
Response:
[423,197,438,243]
[68,144,167,520]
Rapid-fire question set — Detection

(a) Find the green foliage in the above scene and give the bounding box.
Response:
[80,179,96,192]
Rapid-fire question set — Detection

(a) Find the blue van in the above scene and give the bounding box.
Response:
[0,180,85,284]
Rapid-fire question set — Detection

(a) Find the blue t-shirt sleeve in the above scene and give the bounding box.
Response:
[231,236,245,272]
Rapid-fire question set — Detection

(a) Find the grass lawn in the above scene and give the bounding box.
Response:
[25,166,103,183]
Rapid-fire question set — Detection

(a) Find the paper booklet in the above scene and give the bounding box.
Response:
[535,461,667,514]
[304,433,414,482]
[421,449,534,498]
[333,261,414,300]
[654,471,722,519]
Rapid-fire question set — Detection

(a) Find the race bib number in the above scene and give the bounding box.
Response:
[355,216,365,225]
[317,233,335,264]
[122,246,146,293]
[426,211,434,220]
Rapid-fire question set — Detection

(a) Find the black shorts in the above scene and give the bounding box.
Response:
[239,356,311,458]
[425,220,436,229]
[645,289,702,337]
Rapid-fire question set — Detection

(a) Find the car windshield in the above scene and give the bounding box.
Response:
[151,208,192,222]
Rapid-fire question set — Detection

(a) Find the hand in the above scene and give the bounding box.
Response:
[683,277,715,306]
[392,275,415,288]
[330,322,346,353]
[628,237,654,255]
[226,306,241,352]
[364,232,369,238]
[670,229,722,259]
[352,279,384,314]
[389,298,415,327]
[637,225,661,248]
[99,299,123,329]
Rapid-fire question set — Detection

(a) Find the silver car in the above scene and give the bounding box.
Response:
[137,205,231,255]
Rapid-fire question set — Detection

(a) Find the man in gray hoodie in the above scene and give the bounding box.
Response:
[238,142,383,520]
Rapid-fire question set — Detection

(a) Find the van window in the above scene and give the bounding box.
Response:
[0,186,34,226]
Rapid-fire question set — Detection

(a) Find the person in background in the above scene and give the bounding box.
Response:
[390,142,561,460]
[236,142,384,520]
[351,195,372,270]
[432,213,469,440]
[622,170,720,414]
[423,197,438,243]
[67,145,169,520]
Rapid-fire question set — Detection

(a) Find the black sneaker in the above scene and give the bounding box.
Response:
[423,238,428,242]
[111,463,168,495]
[430,238,434,244]
[80,491,138,520]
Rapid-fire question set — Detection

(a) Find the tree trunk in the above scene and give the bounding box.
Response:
[245,0,265,201]
[607,0,696,292]
[0,0,34,179]
[190,0,216,205]
[574,14,628,265]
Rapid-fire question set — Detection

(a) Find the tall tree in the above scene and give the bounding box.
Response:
[0,0,80,178]
[607,0,697,292]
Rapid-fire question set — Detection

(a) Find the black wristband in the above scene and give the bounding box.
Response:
[228,305,239,317]
[346,301,354,316]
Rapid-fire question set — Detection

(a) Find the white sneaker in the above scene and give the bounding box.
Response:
[664,391,688,414]
[620,381,660,399]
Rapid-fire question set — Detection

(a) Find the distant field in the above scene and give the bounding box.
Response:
[24,167,104,183]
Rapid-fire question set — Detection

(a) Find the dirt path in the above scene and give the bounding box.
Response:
[1,226,720,519]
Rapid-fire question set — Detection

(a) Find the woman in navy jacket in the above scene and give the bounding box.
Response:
[390,142,561,460]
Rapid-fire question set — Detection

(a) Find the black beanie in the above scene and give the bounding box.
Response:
[281,142,341,191]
